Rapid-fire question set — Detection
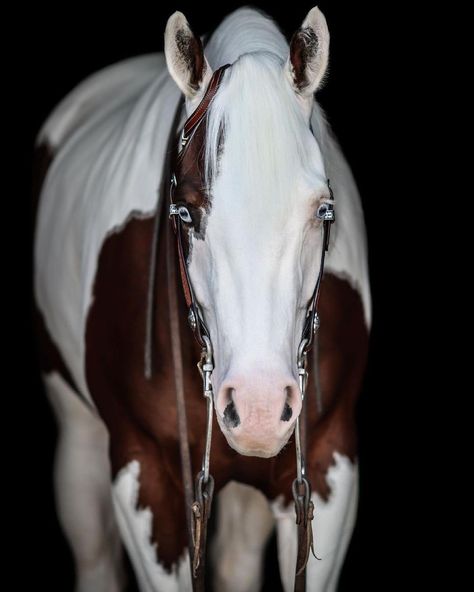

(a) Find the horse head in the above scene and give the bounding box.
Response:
[165,7,331,458]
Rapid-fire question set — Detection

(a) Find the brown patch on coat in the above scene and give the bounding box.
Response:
[236,273,369,504]
[85,192,369,568]
[85,209,198,567]
[307,273,369,499]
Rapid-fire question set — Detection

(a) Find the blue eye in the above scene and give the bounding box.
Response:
[316,204,328,219]
[316,202,335,222]
[178,206,193,224]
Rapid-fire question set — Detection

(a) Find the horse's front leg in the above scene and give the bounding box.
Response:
[111,438,192,592]
[272,452,358,592]
[211,481,275,592]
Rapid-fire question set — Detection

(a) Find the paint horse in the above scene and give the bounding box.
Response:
[33,6,370,592]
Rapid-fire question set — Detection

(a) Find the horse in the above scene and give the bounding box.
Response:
[32,6,370,591]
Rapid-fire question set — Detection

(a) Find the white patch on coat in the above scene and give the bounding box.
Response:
[112,460,192,592]
[34,7,370,411]
[271,452,358,592]
[34,54,181,406]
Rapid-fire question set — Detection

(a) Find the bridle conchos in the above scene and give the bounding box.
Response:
[168,65,335,591]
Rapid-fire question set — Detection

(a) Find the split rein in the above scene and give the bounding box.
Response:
[166,65,335,591]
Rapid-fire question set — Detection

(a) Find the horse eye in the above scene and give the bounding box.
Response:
[316,203,328,219]
[178,206,193,224]
[316,201,335,222]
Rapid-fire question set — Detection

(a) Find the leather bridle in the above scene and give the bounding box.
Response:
[168,65,231,350]
[166,64,335,592]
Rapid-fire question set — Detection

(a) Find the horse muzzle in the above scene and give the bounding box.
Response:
[215,369,301,458]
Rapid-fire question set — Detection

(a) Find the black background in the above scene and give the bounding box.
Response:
[13,1,435,590]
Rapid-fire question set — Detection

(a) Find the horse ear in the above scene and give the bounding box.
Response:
[286,7,330,97]
[165,12,212,99]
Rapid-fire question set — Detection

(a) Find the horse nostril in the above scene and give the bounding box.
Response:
[280,402,293,421]
[223,401,240,428]
[280,386,295,421]
[222,388,240,428]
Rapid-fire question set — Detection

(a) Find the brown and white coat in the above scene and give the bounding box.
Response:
[33,7,370,592]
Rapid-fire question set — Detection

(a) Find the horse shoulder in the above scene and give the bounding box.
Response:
[306,272,369,499]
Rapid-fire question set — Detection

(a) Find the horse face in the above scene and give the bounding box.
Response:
[166,7,330,457]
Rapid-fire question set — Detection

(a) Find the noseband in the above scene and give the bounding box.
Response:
[165,64,335,591]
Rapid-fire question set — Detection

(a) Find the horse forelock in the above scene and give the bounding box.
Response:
[204,52,327,219]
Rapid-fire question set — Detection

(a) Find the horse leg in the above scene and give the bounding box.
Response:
[272,453,358,592]
[111,452,192,592]
[211,482,275,592]
[43,371,126,592]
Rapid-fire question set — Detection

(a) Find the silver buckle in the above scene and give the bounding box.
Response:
[313,312,320,334]
[188,308,197,331]
[180,129,189,148]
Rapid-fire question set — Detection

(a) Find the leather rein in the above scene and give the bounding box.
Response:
[162,64,335,591]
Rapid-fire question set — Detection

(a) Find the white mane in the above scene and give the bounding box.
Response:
[205,7,289,67]
[204,52,326,210]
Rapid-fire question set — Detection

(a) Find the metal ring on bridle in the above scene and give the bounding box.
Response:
[298,338,309,369]
[200,335,214,484]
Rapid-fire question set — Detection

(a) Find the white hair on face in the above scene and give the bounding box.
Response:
[204,52,325,214]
